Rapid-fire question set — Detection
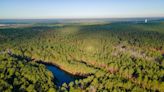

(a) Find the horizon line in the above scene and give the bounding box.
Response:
[1,16,164,20]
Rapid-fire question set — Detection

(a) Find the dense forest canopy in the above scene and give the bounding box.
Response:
[0,53,56,92]
[0,21,164,92]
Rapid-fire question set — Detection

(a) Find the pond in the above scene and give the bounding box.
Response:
[46,64,83,87]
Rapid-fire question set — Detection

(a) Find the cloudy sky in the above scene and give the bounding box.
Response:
[0,0,164,19]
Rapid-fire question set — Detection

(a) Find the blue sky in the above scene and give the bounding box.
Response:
[0,0,164,19]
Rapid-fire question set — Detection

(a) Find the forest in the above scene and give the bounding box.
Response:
[0,21,164,92]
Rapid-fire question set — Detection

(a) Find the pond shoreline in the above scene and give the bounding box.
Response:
[36,61,89,87]
[5,51,86,87]
[36,60,90,78]
[5,50,90,77]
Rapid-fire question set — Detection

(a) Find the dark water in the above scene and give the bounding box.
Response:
[46,64,82,87]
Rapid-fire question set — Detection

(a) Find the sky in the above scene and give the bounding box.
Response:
[0,0,164,19]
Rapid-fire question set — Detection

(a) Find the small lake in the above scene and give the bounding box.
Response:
[46,64,82,87]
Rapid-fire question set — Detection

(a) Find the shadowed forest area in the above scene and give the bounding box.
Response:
[0,21,164,92]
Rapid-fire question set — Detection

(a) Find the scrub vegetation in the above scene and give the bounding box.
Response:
[0,21,164,92]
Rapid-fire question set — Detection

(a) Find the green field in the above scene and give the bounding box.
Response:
[0,21,164,92]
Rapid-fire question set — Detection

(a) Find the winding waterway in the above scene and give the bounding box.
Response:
[46,64,82,87]
[2,51,84,87]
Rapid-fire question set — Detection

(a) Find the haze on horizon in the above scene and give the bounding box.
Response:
[0,0,164,19]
